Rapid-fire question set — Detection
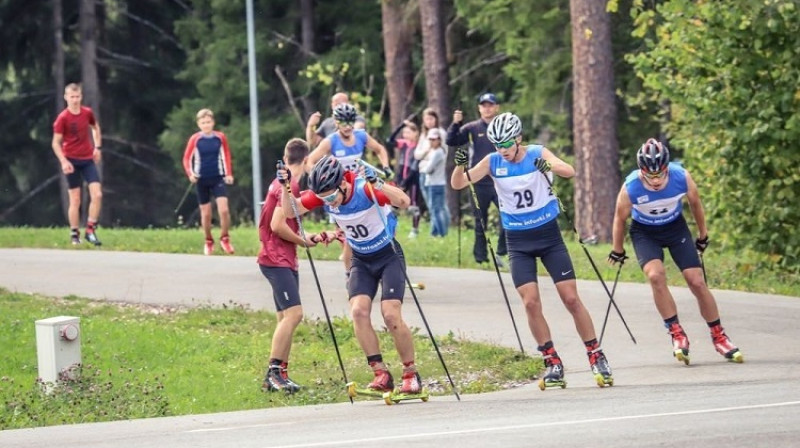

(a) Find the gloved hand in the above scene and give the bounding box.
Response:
[535,157,551,174]
[365,166,385,190]
[608,249,628,266]
[276,160,291,184]
[454,146,469,167]
[381,165,394,180]
[695,236,709,253]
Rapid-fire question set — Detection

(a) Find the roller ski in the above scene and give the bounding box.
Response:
[538,353,566,390]
[589,348,614,387]
[667,322,690,365]
[711,325,744,363]
[346,369,429,405]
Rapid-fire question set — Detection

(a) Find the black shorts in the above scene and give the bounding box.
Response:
[349,241,406,301]
[506,219,576,287]
[259,265,301,311]
[65,158,100,189]
[629,215,701,271]
[196,176,227,205]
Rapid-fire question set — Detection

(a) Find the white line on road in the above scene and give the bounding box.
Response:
[264,400,800,448]
[187,422,294,433]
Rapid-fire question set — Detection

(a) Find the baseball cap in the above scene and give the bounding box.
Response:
[427,128,441,139]
[478,93,498,105]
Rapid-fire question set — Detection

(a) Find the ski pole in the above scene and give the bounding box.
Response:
[699,252,707,284]
[540,172,637,344]
[358,160,461,401]
[598,260,624,346]
[277,161,352,403]
[354,158,389,179]
[174,182,194,214]
[461,163,526,355]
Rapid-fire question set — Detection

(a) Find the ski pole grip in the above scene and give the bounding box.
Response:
[355,158,388,179]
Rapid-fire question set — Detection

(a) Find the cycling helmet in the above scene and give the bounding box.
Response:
[309,155,345,194]
[487,112,522,144]
[332,103,358,123]
[637,138,670,173]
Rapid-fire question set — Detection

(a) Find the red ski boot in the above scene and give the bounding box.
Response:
[710,325,743,363]
[667,322,690,365]
[368,365,394,392]
[398,368,422,395]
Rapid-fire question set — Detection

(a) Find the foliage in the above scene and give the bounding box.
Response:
[0,289,542,429]
[628,0,800,272]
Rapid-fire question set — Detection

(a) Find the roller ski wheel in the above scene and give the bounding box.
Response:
[589,349,613,388]
[538,377,567,391]
[674,348,690,365]
[594,373,613,388]
[727,350,744,363]
[345,381,389,400]
[382,387,430,405]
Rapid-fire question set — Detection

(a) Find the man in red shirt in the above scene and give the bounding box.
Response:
[51,83,103,246]
[258,137,337,393]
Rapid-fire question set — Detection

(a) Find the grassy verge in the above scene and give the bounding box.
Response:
[0,289,540,430]
[1,222,797,296]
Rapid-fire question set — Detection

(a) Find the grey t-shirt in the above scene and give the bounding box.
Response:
[315,115,367,138]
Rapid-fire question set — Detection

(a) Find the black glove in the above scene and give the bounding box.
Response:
[381,165,394,180]
[608,249,628,265]
[535,157,551,174]
[454,146,469,167]
[695,236,709,253]
[365,166,385,190]
[276,160,291,184]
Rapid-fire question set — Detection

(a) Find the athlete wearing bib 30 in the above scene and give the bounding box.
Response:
[279,155,425,396]
[451,112,613,389]
[609,138,743,365]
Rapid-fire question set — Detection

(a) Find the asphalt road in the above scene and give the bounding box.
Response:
[1,248,799,447]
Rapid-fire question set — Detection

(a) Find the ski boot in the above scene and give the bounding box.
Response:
[588,348,614,387]
[204,238,214,255]
[667,322,690,365]
[538,352,566,390]
[220,235,235,254]
[85,228,102,246]
[710,325,744,363]
[368,367,394,392]
[398,369,422,395]
[279,362,302,393]
[70,231,81,245]
[262,366,298,394]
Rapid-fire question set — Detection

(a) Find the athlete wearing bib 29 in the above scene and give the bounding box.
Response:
[609,138,743,365]
[278,155,425,396]
[451,112,614,390]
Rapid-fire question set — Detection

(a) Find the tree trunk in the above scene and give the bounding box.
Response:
[419,0,458,223]
[569,0,619,242]
[53,0,69,221]
[299,0,315,117]
[381,0,414,128]
[80,0,102,224]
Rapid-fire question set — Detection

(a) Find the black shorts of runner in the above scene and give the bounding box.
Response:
[506,219,576,288]
[349,240,406,301]
[196,175,227,205]
[65,158,100,189]
[259,265,301,311]
[629,215,701,271]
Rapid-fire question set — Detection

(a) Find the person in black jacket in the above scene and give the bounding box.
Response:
[446,93,507,266]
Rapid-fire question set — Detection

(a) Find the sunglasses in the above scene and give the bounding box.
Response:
[494,140,516,149]
[641,169,667,179]
[336,120,356,128]
[316,187,343,204]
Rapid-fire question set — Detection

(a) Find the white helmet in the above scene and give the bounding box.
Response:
[487,112,522,144]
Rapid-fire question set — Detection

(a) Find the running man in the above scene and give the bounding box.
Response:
[258,138,337,394]
[608,138,743,365]
[182,108,235,255]
[450,112,614,389]
[278,155,424,395]
[51,83,103,246]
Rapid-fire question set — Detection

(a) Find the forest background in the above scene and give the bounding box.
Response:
[1,0,798,273]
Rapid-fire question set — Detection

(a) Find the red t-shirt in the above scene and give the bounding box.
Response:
[257,178,302,269]
[53,107,97,160]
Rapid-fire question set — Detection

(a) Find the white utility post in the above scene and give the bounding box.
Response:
[35,316,82,384]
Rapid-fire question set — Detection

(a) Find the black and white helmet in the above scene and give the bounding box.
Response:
[487,112,522,144]
[637,138,670,173]
[332,103,358,123]
[309,155,344,194]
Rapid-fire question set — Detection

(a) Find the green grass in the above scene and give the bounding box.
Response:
[0,290,540,429]
[1,220,797,296]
